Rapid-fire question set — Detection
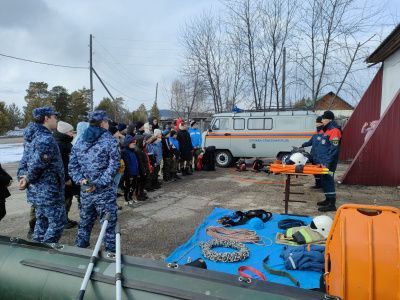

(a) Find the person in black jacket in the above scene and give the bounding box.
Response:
[133,135,149,201]
[0,164,12,221]
[161,129,175,181]
[53,121,78,229]
[177,121,194,175]
[121,135,139,205]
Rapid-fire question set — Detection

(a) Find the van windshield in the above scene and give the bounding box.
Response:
[212,118,231,130]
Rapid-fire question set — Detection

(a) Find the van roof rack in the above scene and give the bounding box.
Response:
[227,107,315,116]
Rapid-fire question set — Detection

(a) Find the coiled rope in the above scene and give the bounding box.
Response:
[206,226,261,244]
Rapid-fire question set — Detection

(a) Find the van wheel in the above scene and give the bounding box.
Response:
[215,151,233,168]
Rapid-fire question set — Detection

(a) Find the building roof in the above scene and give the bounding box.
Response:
[293,92,354,110]
[315,92,354,110]
[366,24,400,63]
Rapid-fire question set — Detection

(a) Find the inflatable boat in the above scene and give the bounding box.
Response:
[0,235,323,299]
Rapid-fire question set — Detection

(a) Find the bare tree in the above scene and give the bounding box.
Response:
[181,12,225,112]
[294,0,382,107]
[259,0,297,109]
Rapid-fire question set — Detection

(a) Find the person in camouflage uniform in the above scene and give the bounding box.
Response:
[68,110,120,252]
[18,121,39,238]
[17,106,66,243]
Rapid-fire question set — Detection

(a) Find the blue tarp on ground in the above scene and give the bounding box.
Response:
[166,207,322,289]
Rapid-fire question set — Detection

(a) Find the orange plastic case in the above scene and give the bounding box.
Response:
[325,204,400,300]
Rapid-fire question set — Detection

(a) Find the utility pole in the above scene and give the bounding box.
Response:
[89,34,94,111]
[155,82,158,103]
[281,47,286,109]
[92,68,115,101]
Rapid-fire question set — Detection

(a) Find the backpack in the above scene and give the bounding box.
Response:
[252,159,263,172]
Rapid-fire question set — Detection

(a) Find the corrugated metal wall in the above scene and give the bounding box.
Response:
[339,68,383,161]
[342,91,400,186]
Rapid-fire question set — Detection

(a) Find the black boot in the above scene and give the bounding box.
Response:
[185,167,193,175]
[124,191,130,202]
[318,199,337,212]
[65,218,78,229]
[317,199,330,206]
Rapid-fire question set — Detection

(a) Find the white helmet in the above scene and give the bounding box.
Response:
[310,215,333,238]
[289,152,309,166]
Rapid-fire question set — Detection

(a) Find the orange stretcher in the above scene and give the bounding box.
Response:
[324,204,400,300]
[269,163,330,175]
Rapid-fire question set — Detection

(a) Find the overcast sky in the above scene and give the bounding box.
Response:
[0,0,399,112]
[0,0,224,111]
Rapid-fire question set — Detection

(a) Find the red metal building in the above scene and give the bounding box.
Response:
[341,24,400,186]
[339,68,382,161]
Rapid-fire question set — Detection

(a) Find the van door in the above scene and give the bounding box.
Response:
[205,117,232,150]
[246,117,275,157]
[230,117,246,157]
[205,117,233,167]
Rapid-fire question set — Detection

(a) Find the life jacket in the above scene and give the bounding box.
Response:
[285,226,325,244]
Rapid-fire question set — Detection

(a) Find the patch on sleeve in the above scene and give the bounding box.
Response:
[41,153,51,163]
[332,137,339,146]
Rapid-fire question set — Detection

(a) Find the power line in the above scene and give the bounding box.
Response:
[93,64,153,102]
[93,42,154,89]
[101,78,140,103]
[94,52,154,93]
[0,52,87,69]
[94,36,178,44]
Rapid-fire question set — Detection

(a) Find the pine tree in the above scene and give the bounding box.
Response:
[23,82,52,125]
[132,104,148,123]
[0,101,11,135]
[6,103,23,129]
[69,88,91,127]
[150,101,160,120]
[96,97,116,120]
[49,86,70,121]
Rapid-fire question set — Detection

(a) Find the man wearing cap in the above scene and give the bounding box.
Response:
[314,110,342,212]
[17,106,66,243]
[68,110,120,253]
[301,116,324,189]
[54,120,78,229]
[188,121,203,171]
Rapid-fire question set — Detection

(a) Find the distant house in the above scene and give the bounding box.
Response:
[315,92,354,118]
[293,92,354,118]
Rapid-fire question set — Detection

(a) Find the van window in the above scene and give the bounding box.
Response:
[264,118,273,130]
[233,118,245,130]
[212,118,231,130]
[275,118,303,131]
[248,118,273,130]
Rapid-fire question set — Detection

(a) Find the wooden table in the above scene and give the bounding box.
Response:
[281,173,314,214]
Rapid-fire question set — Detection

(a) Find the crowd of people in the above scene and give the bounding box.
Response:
[12,106,204,252]
[2,105,342,252]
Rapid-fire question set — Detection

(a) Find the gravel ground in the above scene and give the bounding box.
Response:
[1,161,399,260]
